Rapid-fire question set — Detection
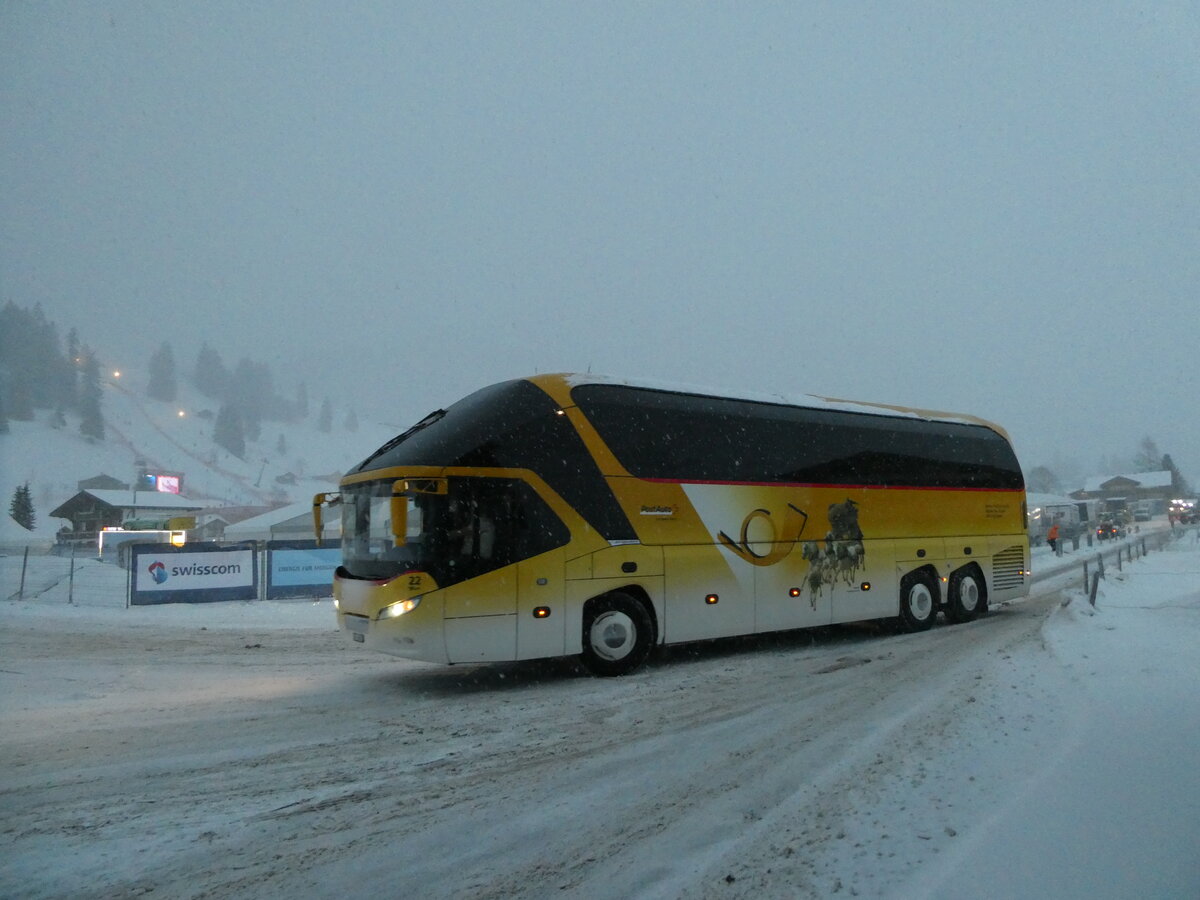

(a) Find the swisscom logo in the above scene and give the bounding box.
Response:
[146,558,243,585]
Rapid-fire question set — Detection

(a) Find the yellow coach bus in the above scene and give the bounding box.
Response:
[314,374,1028,676]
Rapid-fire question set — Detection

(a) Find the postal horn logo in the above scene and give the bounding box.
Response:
[148,560,168,584]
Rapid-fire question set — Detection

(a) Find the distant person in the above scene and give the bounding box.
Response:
[1047,523,1060,553]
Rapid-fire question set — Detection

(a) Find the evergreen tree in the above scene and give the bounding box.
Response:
[147,342,177,402]
[242,402,262,442]
[317,397,332,433]
[276,433,288,456]
[1162,454,1192,496]
[0,303,73,412]
[9,482,35,530]
[66,328,81,408]
[193,343,229,400]
[213,402,246,459]
[45,318,74,410]
[7,379,34,421]
[1133,436,1162,472]
[343,408,358,432]
[0,387,8,434]
[79,351,105,441]
[231,357,272,439]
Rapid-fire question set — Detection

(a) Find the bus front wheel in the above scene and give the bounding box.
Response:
[898,571,937,631]
[581,592,653,677]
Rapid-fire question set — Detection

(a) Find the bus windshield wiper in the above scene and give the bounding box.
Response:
[358,409,446,467]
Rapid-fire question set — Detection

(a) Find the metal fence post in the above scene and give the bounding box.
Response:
[18,546,29,600]
[1089,571,1100,606]
[259,542,267,602]
[68,544,76,605]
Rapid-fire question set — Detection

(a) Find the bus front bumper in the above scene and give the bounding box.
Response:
[336,600,449,664]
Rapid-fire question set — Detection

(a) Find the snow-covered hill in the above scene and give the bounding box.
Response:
[1,366,398,531]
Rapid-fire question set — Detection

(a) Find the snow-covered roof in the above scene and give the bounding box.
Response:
[223,500,321,534]
[1026,493,1080,508]
[77,489,205,510]
[1082,471,1173,492]
[193,505,278,526]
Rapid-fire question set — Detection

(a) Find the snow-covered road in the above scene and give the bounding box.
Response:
[2,533,1198,899]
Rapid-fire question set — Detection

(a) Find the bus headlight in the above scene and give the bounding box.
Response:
[379,597,421,620]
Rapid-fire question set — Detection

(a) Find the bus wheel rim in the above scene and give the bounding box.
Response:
[959,576,980,612]
[590,610,636,661]
[909,584,933,620]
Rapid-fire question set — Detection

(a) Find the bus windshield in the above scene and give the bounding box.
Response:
[339,476,569,586]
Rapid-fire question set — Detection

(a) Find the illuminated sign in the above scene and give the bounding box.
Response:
[155,475,180,494]
[137,468,184,493]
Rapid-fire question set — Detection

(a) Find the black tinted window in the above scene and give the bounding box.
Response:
[350,380,636,540]
[572,384,1023,490]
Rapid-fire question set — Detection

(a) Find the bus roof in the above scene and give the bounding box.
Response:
[533,373,1014,441]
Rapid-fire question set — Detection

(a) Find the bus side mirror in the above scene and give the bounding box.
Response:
[313,492,341,547]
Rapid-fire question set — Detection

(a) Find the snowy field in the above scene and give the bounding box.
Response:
[2,530,1198,899]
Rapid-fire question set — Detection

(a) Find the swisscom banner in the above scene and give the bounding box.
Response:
[130,543,258,605]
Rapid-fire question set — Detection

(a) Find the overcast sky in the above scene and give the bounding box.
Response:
[3,2,1198,486]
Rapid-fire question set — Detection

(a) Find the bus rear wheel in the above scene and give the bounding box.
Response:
[898,571,937,631]
[581,592,653,677]
[946,566,986,624]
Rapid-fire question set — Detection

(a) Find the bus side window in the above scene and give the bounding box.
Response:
[509,481,569,561]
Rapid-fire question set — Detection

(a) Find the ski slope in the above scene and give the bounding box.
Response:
[1,365,398,517]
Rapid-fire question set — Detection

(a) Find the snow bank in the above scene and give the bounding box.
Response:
[908,530,1200,899]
